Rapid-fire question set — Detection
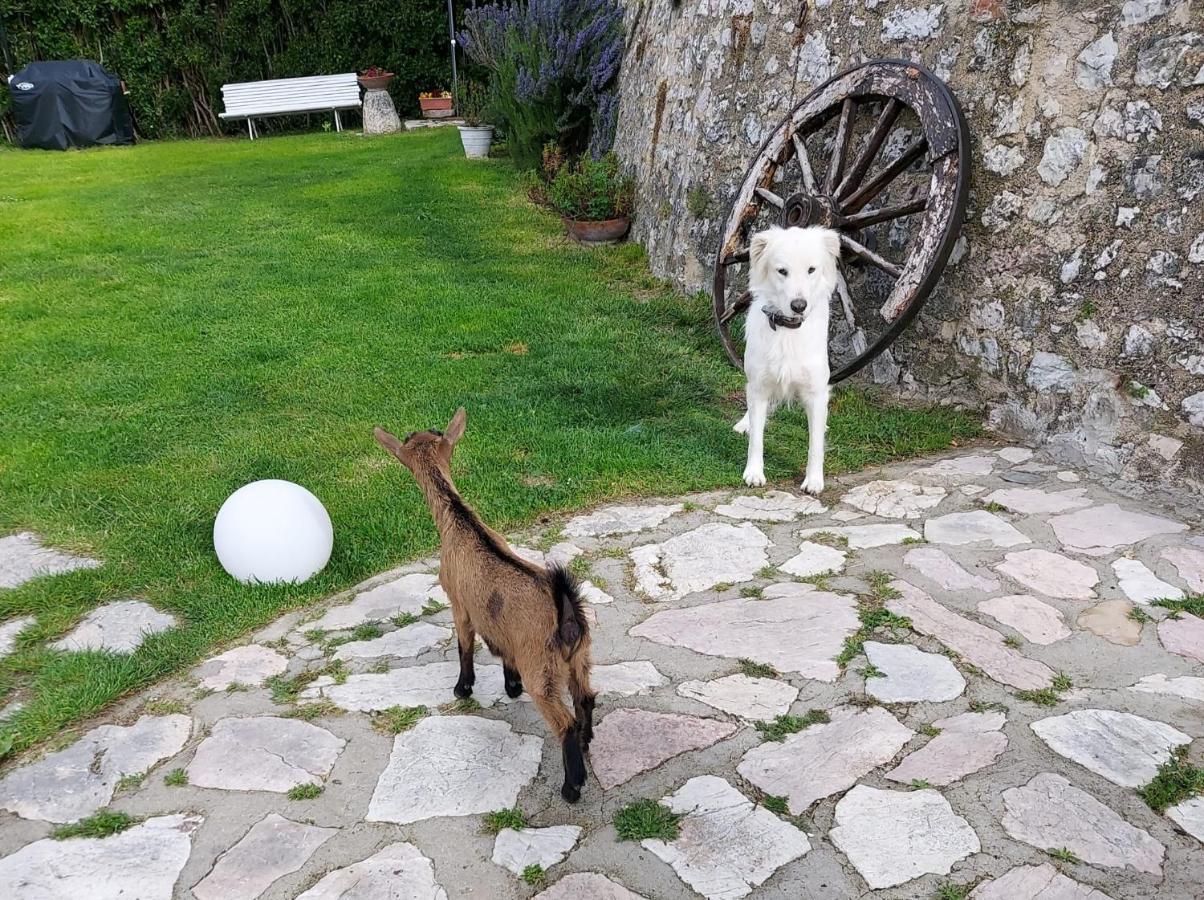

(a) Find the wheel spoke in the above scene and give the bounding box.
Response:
[840,233,902,279]
[834,268,856,330]
[842,196,927,230]
[719,290,752,325]
[722,247,750,266]
[836,98,902,200]
[755,187,785,209]
[791,133,817,193]
[841,136,927,214]
[824,98,855,195]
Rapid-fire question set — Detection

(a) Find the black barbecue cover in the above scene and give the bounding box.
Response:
[8,60,134,150]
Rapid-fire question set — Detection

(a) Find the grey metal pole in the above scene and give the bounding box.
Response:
[447,0,458,94]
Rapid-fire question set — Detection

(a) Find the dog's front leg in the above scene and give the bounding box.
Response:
[742,383,770,486]
[801,387,828,495]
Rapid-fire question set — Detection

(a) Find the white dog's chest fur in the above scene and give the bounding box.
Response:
[744,297,830,406]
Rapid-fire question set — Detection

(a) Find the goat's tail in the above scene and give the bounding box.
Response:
[548,563,588,655]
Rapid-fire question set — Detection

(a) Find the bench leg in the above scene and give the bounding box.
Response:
[334,110,342,133]
[246,119,254,141]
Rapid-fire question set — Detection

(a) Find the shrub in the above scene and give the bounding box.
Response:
[459,0,624,169]
[454,80,491,128]
[547,153,635,221]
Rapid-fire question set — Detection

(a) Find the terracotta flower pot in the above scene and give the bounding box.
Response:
[419,96,455,118]
[358,73,394,91]
[564,216,631,245]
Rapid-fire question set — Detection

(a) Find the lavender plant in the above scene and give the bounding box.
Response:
[460,0,624,170]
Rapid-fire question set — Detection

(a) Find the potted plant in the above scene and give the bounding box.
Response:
[547,153,635,245]
[418,90,454,118]
[358,66,394,91]
[454,81,493,159]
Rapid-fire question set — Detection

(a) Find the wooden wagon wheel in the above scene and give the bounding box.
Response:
[712,59,970,383]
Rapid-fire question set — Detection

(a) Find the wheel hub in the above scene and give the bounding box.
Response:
[780,192,841,229]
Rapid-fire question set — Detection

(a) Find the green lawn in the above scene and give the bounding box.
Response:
[0,128,976,756]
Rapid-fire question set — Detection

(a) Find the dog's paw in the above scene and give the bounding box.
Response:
[743,467,766,487]
[800,474,824,495]
[733,415,749,435]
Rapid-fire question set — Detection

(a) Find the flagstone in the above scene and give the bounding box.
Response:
[1077,600,1142,646]
[840,479,946,519]
[0,614,34,658]
[915,454,997,477]
[981,487,1092,515]
[534,873,646,899]
[307,572,446,631]
[192,644,289,690]
[996,447,1035,463]
[0,531,101,589]
[968,863,1112,899]
[1031,709,1189,788]
[564,503,683,538]
[995,549,1098,599]
[1161,545,1204,592]
[580,580,613,604]
[737,706,912,813]
[797,523,921,548]
[887,726,1008,786]
[366,717,543,822]
[51,599,176,653]
[0,714,191,823]
[935,711,1007,732]
[0,814,201,900]
[642,776,810,900]
[713,490,825,521]
[924,510,1030,548]
[831,509,863,521]
[961,484,986,495]
[677,674,799,721]
[778,541,847,577]
[1112,558,1183,605]
[492,826,582,877]
[977,595,1070,645]
[590,709,736,789]
[630,583,859,681]
[1158,613,1204,664]
[1057,471,1081,482]
[1000,773,1164,875]
[1049,504,1187,556]
[887,580,1055,690]
[1166,797,1204,843]
[590,660,667,696]
[905,547,1000,592]
[296,842,447,899]
[299,660,505,711]
[330,621,451,661]
[187,716,344,792]
[828,785,979,889]
[630,523,769,601]
[863,641,966,702]
[1128,673,1204,703]
[192,813,336,900]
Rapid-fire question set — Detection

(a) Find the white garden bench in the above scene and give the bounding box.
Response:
[219,73,361,140]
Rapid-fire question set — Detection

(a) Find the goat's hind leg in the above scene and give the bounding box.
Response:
[503,663,524,698]
[568,658,596,749]
[530,688,585,802]
[451,607,476,699]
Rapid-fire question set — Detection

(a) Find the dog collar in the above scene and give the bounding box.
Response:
[762,305,803,331]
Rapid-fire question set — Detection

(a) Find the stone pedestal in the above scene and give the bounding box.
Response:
[362,89,401,135]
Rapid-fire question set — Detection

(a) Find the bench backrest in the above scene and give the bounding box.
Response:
[221,74,360,116]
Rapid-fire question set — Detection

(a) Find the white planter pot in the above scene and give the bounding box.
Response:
[458,125,494,159]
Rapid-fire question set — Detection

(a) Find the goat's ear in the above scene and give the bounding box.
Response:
[822,228,841,260]
[444,407,467,447]
[374,427,405,460]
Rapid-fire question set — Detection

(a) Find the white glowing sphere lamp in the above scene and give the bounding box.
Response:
[213,479,333,584]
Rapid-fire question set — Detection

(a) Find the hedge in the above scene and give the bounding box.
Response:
[0,1,465,140]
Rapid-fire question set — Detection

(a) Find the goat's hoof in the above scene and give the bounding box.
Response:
[561,784,581,803]
[504,680,524,699]
[453,683,473,699]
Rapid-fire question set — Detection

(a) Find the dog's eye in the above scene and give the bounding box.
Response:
[807,266,816,274]
[777,267,788,276]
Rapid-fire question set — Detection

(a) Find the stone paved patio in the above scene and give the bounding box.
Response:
[0,445,1202,898]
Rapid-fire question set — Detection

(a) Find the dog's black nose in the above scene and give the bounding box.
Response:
[790,299,808,314]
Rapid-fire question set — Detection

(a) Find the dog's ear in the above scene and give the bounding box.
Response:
[444,407,467,447]
[749,228,775,268]
[822,228,841,260]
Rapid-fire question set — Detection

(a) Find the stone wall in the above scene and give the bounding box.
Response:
[613,0,1203,493]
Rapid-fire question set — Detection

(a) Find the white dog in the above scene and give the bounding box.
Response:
[734,225,841,493]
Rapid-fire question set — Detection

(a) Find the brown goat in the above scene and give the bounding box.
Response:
[374,408,596,802]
